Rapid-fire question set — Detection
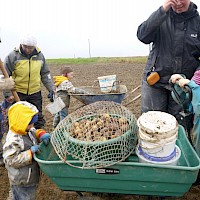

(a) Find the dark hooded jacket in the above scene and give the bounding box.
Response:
[137,2,200,85]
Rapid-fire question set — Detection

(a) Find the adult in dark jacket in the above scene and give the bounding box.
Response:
[137,0,200,127]
[4,34,55,129]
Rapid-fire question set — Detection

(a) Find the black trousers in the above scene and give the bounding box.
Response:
[17,91,45,129]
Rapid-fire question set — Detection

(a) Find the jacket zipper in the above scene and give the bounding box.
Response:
[27,59,31,95]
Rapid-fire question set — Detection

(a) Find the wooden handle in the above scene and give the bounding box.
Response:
[0,59,20,101]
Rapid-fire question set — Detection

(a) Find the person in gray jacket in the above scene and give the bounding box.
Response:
[4,34,55,129]
[137,0,200,129]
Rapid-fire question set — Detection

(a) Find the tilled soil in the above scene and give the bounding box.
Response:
[0,62,200,200]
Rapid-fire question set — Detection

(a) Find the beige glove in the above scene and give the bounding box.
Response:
[0,77,15,90]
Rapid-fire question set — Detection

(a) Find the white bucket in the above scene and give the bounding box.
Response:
[138,136,177,157]
[97,75,117,93]
[138,128,178,157]
[136,145,181,166]
[138,127,178,143]
[137,111,178,138]
[46,97,66,115]
[137,111,178,157]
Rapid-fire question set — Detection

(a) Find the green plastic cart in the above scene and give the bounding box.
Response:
[34,125,200,197]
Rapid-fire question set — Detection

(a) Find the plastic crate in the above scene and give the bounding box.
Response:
[34,125,200,197]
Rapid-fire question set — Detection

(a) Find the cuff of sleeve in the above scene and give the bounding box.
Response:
[36,129,46,138]
[188,80,198,88]
[29,149,33,158]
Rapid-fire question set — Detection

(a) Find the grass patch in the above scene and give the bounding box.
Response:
[47,56,147,65]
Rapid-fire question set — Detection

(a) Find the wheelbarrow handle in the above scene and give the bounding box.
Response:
[171,81,192,107]
[0,59,20,102]
[174,80,191,93]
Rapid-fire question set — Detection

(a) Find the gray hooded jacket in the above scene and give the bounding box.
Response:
[137,2,200,85]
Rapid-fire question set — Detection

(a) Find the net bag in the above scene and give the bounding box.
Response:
[51,101,137,169]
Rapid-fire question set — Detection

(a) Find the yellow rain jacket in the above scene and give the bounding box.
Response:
[3,101,40,186]
[53,75,90,108]
[53,76,69,87]
[8,101,38,135]
[4,47,54,95]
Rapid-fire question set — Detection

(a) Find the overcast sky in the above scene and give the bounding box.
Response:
[0,0,199,59]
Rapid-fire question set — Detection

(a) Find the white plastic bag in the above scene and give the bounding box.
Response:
[46,97,65,115]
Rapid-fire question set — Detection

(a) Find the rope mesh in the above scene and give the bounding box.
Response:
[51,101,137,169]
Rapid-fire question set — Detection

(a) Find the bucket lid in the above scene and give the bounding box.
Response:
[137,111,178,136]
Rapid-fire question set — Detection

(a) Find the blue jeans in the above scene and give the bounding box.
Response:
[53,107,68,128]
[11,185,36,200]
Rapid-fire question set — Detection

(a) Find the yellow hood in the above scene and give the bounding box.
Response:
[8,101,38,135]
[53,76,69,86]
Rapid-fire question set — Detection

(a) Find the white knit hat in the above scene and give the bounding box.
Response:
[20,34,37,47]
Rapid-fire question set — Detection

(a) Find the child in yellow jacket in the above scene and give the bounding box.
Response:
[53,66,89,128]
[3,101,50,200]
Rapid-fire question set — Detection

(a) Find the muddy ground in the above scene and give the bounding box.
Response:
[0,61,200,200]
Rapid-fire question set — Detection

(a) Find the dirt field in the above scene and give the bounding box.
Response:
[0,61,200,200]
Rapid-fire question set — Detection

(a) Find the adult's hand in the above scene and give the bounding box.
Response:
[170,74,184,84]
[47,91,54,102]
[162,0,177,12]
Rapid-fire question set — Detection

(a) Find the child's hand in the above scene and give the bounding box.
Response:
[36,129,51,145]
[40,133,50,146]
[178,79,190,88]
[30,145,40,154]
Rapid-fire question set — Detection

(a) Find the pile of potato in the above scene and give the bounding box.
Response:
[69,113,129,142]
